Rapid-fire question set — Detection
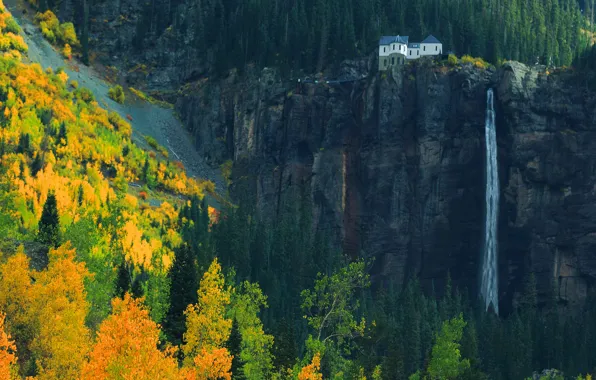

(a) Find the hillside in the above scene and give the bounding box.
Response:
[2,0,596,379]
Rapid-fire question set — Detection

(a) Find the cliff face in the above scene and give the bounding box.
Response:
[174,59,596,313]
[60,0,212,90]
[52,0,596,310]
[497,63,596,312]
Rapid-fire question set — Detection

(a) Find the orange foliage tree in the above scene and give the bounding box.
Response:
[297,353,323,380]
[81,294,180,380]
[182,258,233,379]
[0,312,17,380]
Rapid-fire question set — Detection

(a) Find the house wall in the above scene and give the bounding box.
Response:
[390,43,407,55]
[420,43,442,56]
[407,48,420,59]
[379,45,391,57]
[378,52,406,70]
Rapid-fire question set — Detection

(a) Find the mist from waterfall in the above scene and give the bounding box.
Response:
[481,88,499,315]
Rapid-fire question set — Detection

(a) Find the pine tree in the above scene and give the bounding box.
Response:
[38,192,60,249]
[164,243,198,344]
[227,319,243,379]
[142,156,150,182]
[115,259,131,298]
[58,122,67,145]
[272,318,297,372]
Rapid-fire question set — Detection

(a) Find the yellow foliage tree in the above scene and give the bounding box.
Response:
[0,251,34,367]
[0,312,17,380]
[81,294,180,380]
[30,243,91,380]
[182,258,233,378]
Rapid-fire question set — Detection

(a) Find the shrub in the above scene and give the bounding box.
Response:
[74,87,94,103]
[144,135,159,150]
[62,43,71,59]
[130,87,148,101]
[461,55,489,69]
[461,55,475,65]
[220,159,232,186]
[5,17,20,34]
[59,22,78,46]
[157,146,169,158]
[448,54,458,66]
[36,11,79,49]
[108,85,125,104]
[40,25,55,43]
[108,112,132,137]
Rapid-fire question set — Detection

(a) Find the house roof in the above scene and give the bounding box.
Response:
[422,35,441,44]
[379,35,409,45]
[408,43,420,48]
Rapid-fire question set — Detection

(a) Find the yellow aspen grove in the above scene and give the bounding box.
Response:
[30,243,91,380]
[0,251,34,369]
[182,258,233,378]
[81,294,180,380]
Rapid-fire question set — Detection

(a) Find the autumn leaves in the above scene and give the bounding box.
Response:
[0,252,263,380]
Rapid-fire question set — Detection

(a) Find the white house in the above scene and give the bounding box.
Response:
[378,35,409,70]
[420,35,442,56]
[379,34,442,70]
[407,43,420,59]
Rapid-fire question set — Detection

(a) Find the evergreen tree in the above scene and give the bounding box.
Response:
[227,319,244,379]
[115,259,131,298]
[37,192,60,248]
[164,243,198,343]
[272,318,296,372]
[58,122,67,145]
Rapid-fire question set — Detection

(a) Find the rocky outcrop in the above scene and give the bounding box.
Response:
[45,0,596,310]
[497,62,596,313]
[175,58,596,314]
[176,59,491,298]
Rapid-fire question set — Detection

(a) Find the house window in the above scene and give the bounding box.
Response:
[384,59,387,66]
[393,45,396,50]
[423,46,426,51]
[436,46,438,51]
[409,50,412,55]
[392,57,395,64]
[384,47,386,53]
[417,50,419,56]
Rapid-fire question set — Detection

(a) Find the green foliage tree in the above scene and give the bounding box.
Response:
[300,260,370,376]
[231,281,274,380]
[411,314,470,380]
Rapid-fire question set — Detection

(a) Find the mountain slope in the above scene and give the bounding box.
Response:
[3,0,225,194]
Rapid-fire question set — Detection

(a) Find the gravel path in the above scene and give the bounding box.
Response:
[4,0,226,199]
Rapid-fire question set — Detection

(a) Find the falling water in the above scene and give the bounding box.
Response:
[481,88,499,315]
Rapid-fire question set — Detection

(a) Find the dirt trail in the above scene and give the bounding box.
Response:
[4,0,226,198]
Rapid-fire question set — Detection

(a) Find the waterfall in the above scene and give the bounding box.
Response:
[481,88,499,315]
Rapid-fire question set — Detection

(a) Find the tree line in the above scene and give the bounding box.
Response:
[127,0,593,76]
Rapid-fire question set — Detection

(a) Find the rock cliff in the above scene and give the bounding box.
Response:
[174,59,596,314]
[35,0,596,311]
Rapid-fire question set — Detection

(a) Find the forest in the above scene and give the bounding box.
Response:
[128,0,593,75]
[1,0,596,378]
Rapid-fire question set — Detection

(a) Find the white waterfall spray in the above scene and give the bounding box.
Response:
[481,88,499,315]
